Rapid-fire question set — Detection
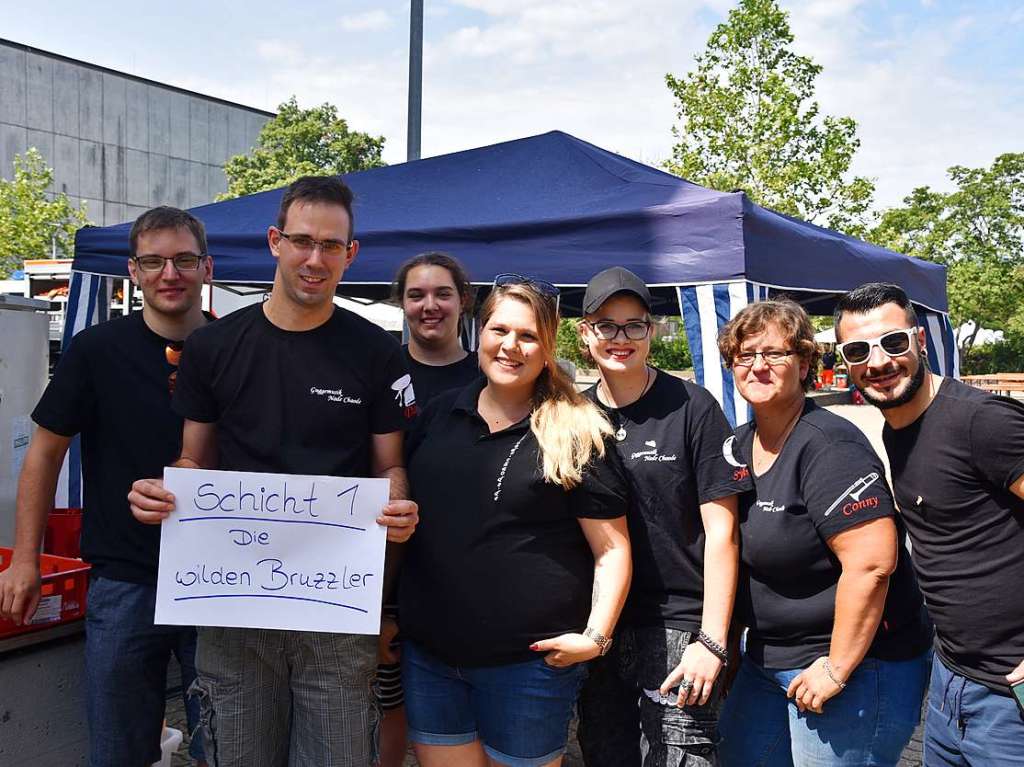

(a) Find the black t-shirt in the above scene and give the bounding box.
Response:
[399,378,628,667]
[401,347,480,409]
[32,312,194,584]
[734,400,930,669]
[883,377,1024,694]
[174,304,412,476]
[584,372,750,630]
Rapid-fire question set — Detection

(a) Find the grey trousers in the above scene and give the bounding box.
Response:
[191,627,380,767]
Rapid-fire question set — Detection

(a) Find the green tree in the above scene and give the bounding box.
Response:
[0,148,89,278]
[870,152,1024,352]
[664,0,874,236]
[219,96,386,199]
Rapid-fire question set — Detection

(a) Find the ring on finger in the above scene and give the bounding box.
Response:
[679,679,694,691]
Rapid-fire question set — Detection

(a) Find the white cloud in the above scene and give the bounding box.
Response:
[339,10,392,32]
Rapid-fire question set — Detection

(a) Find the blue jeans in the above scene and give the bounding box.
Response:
[85,576,203,766]
[402,640,587,767]
[925,652,1024,765]
[718,651,929,767]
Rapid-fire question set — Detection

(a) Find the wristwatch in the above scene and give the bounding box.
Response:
[584,626,613,656]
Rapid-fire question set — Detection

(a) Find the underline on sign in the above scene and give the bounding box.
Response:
[177,516,365,531]
[172,594,369,612]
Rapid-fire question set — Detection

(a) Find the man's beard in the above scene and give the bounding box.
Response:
[858,354,927,410]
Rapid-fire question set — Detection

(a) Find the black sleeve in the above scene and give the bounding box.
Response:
[404,391,453,464]
[969,396,1024,491]
[172,331,218,423]
[568,440,629,520]
[371,343,416,434]
[31,333,94,437]
[690,396,754,502]
[800,439,895,540]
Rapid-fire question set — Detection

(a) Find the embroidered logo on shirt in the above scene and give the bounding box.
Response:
[755,499,786,513]
[310,386,363,405]
[824,472,880,517]
[629,440,677,462]
[722,435,750,481]
[390,374,418,418]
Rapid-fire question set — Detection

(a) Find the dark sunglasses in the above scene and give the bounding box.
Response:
[837,328,918,365]
[166,342,183,395]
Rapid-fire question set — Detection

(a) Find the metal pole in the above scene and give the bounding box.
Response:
[407,0,423,161]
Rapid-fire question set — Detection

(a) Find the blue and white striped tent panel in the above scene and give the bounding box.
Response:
[921,311,960,379]
[678,282,767,428]
[54,271,113,509]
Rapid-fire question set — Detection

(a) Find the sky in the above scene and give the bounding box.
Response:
[2,0,1022,211]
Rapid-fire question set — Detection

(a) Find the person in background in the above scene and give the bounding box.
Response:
[376,252,480,767]
[836,282,1024,766]
[0,207,212,767]
[820,346,836,388]
[575,267,745,767]
[716,299,931,767]
[399,276,632,767]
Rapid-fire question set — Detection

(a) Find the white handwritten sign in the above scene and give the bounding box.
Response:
[155,467,389,634]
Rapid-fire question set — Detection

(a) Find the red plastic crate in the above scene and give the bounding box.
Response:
[44,508,83,558]
[0,547,91,639]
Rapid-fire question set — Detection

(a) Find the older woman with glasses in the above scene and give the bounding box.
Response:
[398,276,632,767]
[715,299,931,767]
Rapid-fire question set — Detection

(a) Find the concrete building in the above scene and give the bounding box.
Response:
[0,38,273,229]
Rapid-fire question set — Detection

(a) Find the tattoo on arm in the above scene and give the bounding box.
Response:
[591,579,600,610]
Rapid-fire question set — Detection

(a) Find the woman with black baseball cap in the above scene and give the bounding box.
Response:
[576,267,749,767]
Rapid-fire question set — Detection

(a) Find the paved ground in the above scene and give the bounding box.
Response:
[165,402,925,766]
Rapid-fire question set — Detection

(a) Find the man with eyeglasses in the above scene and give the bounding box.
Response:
[835,282,1024,765]
[0,206,213,766]
[129,176,419,767]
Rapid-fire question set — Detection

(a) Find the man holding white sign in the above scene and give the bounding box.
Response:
[130,176,419,767]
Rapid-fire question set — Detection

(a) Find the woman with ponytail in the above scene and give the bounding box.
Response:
[398,277,632,767]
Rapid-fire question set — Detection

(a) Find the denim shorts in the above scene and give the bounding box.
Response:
[401,640,587,767]
[84,575,203,766]
[719,650,930,767]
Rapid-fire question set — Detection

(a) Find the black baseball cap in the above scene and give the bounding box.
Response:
[582,267,652,314]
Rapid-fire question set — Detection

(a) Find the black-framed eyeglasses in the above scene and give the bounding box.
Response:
[837,328,918,366]
[733,349,795,367]
[134,253,206,272]
[277,230,351,257]
[586,320,652,341]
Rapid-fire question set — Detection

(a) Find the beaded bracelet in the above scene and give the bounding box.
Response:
[822,658,847,690]
[696,630,729,665]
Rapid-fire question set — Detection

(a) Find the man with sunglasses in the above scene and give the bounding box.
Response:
[0,207,213,766]
[129,176,419,767]
[835,282,1024,765]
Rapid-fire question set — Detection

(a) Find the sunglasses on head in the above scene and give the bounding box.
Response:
[836,328,918,365]
[492,273,561,310]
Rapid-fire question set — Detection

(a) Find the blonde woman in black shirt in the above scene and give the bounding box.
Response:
[399,277,632,767]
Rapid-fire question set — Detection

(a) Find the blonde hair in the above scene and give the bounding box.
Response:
[480,284,613,489]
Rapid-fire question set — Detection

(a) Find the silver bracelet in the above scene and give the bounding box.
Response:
[822,658,846,690]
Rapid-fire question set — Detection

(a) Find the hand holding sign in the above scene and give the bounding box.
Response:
[155,467,389,634]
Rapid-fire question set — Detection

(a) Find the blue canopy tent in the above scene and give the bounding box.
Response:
[59,130,954,504]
